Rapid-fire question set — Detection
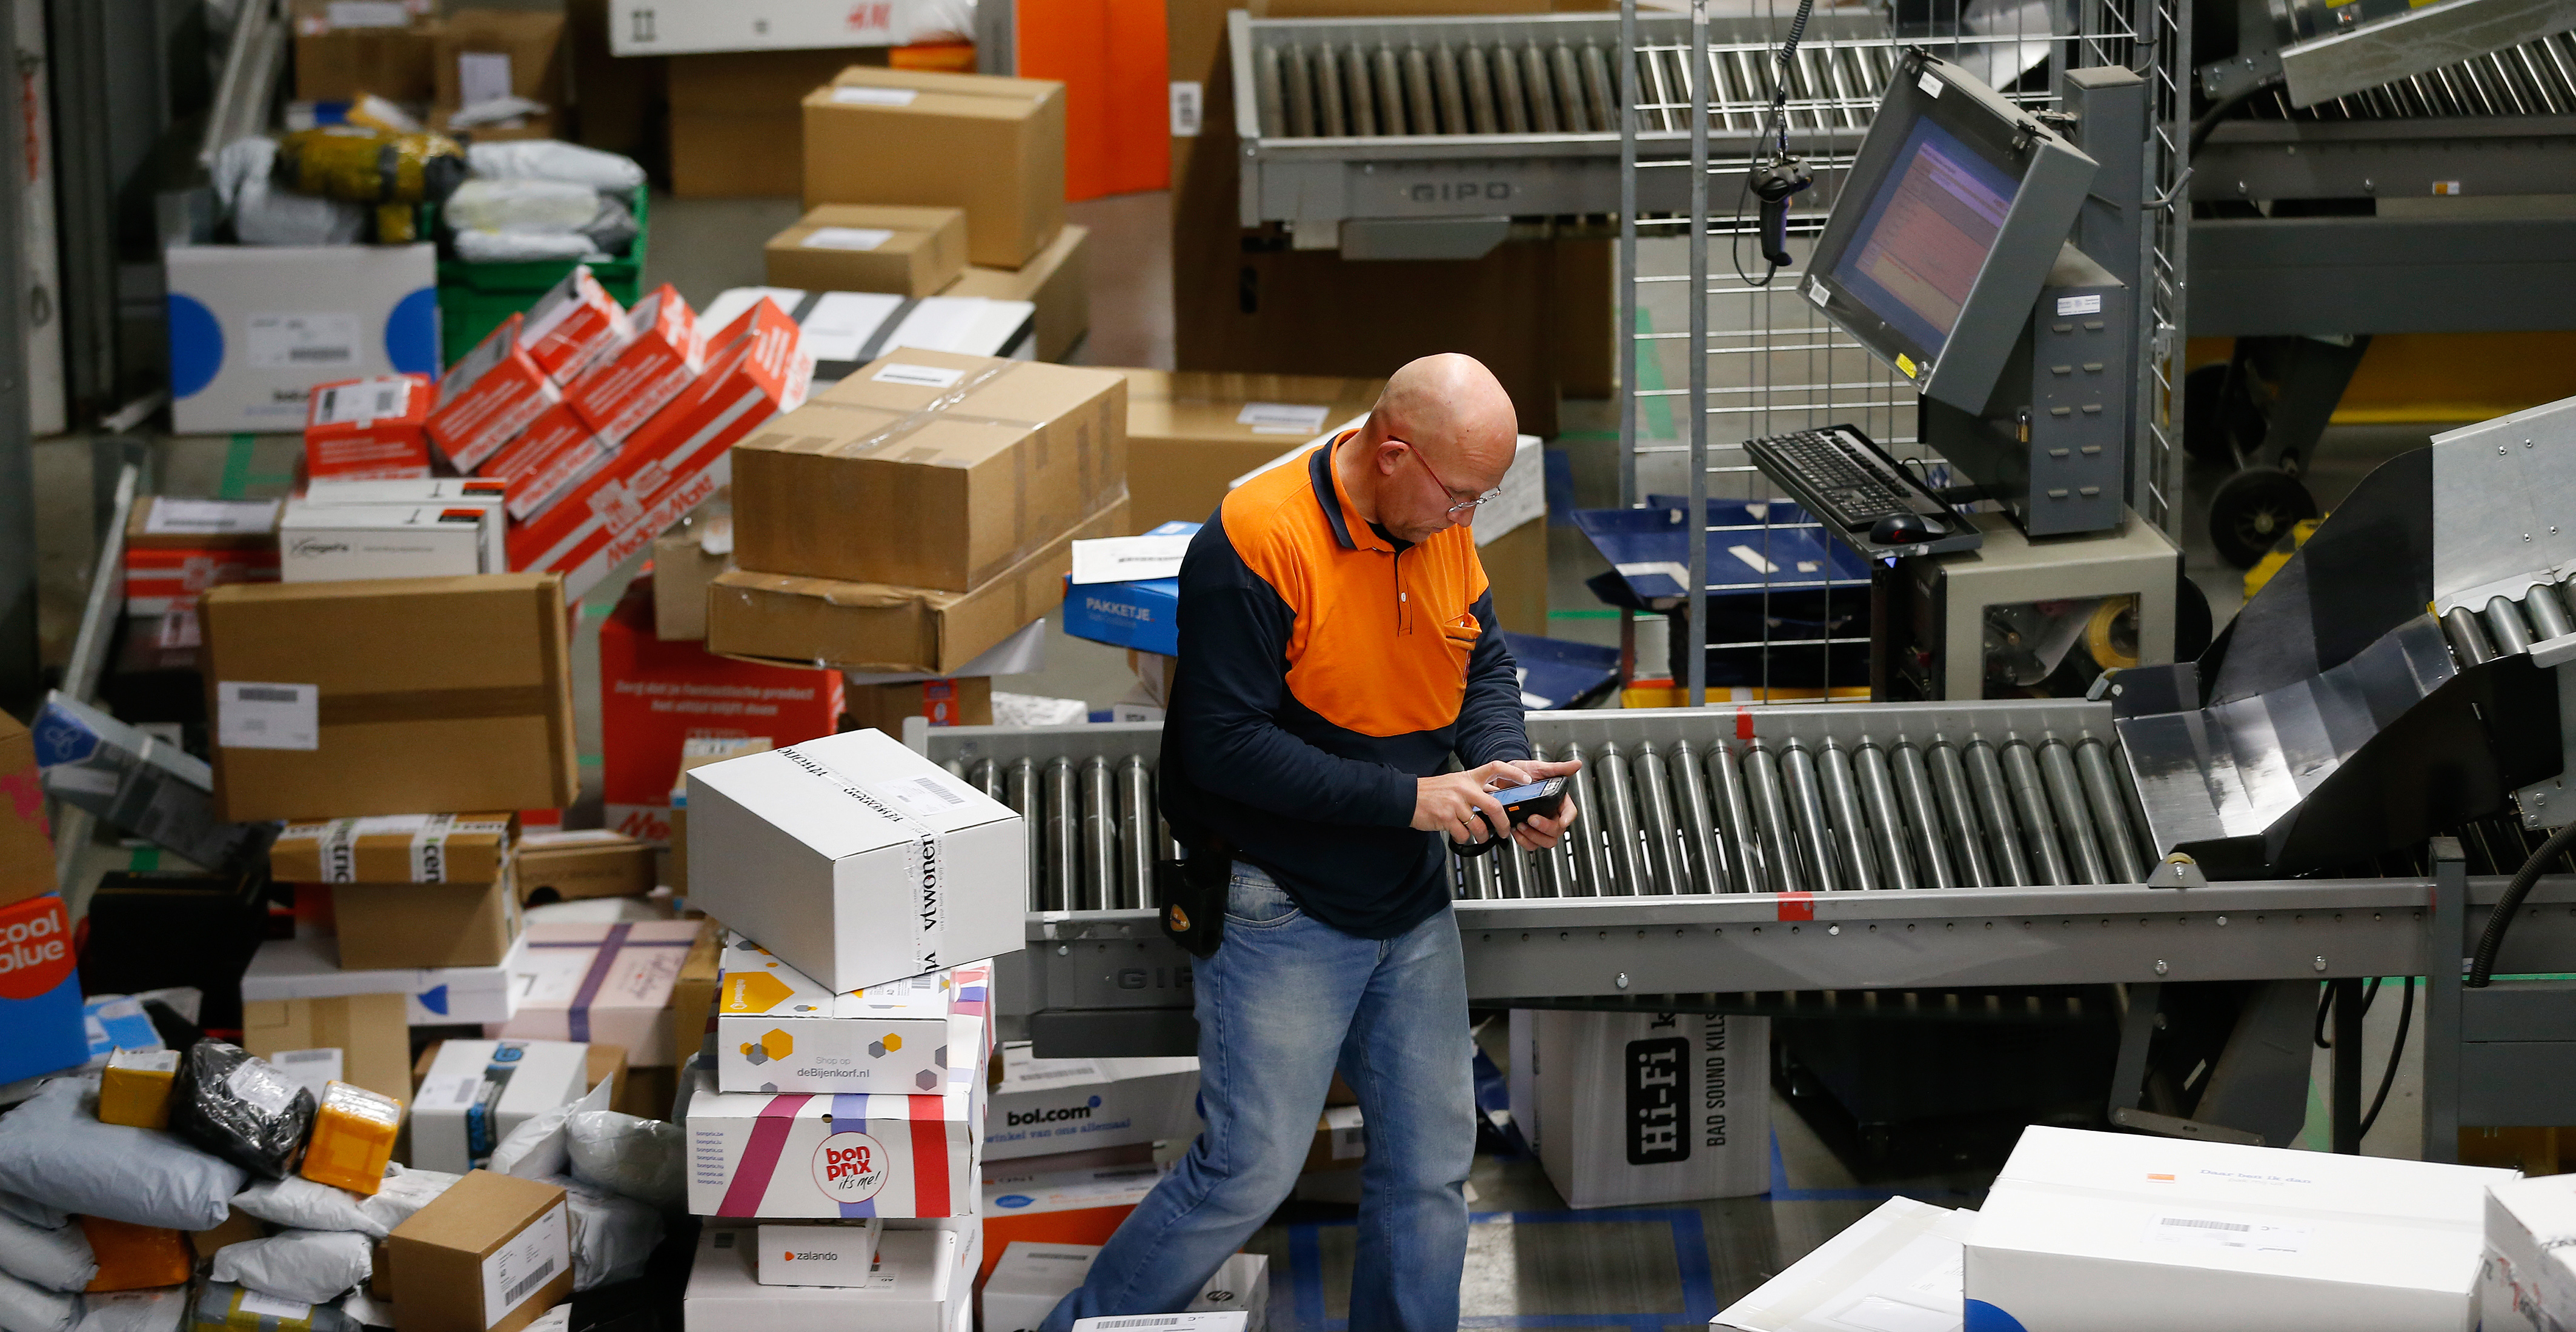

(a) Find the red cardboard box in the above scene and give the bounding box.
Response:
[522,266,629,381]
[506,298,812,604]
[304,375,433,480]
[484,403,614,524]
[597,581,843,841]
[565,286,703,443]
[428,314,560,473]
[121,498,281,615]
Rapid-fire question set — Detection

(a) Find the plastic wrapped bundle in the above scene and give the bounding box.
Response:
[0,1211,93,1292]
[563,1113,683,1208]
[272,127,465,205]
[208,1231,371,1305]
[0,1270,76,1332]
[0,1079,244,1230]
[169,1045,315,1183]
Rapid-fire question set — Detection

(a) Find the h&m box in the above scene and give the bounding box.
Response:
[1517,1008,1769,1209]
[165,243,439,436]
[713,942,977,1094]
[803,68,1066,268]
[200,573,579,822]
[122,497,282,616]
[1118,370,1383,532]
[685,1226,954,1332]
[682,1062,979,1218]
[488,921,699,1065]
[277,502,491,582]
[683,727,1021,992]
[984,1042,1201,1162]
[765,205,969,300]
[385,1170,574,1332]
[942,224,1090,365]
[412,1039,591,1175]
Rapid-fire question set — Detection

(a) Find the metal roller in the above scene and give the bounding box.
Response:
[1492,41,1530,133]
[1459,43,1500,133]
[1255,44,1287,138]
[1632,741,1682,894]
[1890,744,1954,889]
[1343,47,1379,136]
[1998,742,2070,887]
[1430,44,1469,137]
[2527,584,2574,641]
[2073,739,2146,884]
[1924,743,1990,887]
[1403,45,1440,136]
[1116,756,1154,909]
[1817,742,1879,892]
[2487,595,2535,656]
[1705,741,1762,893]
[1459,847,1494,900]
[1596,741,1649,894]
[1670,739,1725,894]
[1080,756,1117,911]
[2037,742,2107,886]
[1960,741,2031,887]
[1563,741,1608,896]
[1043,757,1078,910]
[1780,741,1840,891]
[1579,42,1617,134]
[971,758,1000,802]
[1007,757,1040,908]
[1550,42,1590,132]
[1741,742,1805,894]
[1281,46,1316,137]
[1854,743,1916,892]
[944,759,966,778]
[1521,42,1561,135]
[2444,605,2497,664]
[1493,840,1529,899]
[1372,45,1408,134]
[1315,42,1349,137]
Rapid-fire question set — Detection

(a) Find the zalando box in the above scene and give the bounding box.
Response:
[683,727,1023,993]
[713,938,974,1094]
[1965,1125,2514,1332]
[686,1226,954,1332]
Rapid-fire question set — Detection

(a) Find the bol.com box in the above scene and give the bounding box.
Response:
[166,244,439,436]
[1059,521,1193,658]
[984,1042,1201,1161]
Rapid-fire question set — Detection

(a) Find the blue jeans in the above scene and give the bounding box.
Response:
[1040,861,1475,1332]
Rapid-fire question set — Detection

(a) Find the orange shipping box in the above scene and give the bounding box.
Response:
[803,67,1067,268]
[731,350,1127,591]
[765,205,969,299]
[200,573,579,822]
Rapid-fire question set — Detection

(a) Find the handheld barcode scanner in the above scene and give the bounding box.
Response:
[1453,776,1570,854]
[1753,157,1814,267]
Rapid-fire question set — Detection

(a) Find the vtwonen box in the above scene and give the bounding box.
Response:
[200,573,579,822]
[803,68,1067,268]
[714,943,978,1094]
[270,813,515,884]
[521,265,629,381]
[983,1042,1200,1162]
[683,727,1021,992]
[277,502,490,581]
[481,403,613,524]
[427,313,561,473]
[943,224,1090,365]
[566,285,704,442]
[488,921,699,1064]
[685,1227,954,1332]
[122,498,281,616]
[731,350,1127,592]
[386,1170,573,1332]
[766,205,969,300]
[304,374,433,480]
[412,1041,590,1175]
[301,477,510,574]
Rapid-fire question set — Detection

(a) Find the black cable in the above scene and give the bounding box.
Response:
[1727,0,1818,288]
[2315,974,2383,1048]
[2188,84,2269,157]
[2358,976,2413,1139]
[2469,820,2576,987]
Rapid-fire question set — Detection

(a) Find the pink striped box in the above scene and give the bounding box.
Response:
[487,921,700,1065]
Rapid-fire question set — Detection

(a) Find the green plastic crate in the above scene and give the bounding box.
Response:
[433,185,651,370]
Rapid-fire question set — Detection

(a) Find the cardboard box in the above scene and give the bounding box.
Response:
[514,831,658,903]
[683,727,1021,993]
[336,872,523,970]
[843,678,992,733]
[1481,514,1548,637]
[652,522,730,641]
[482,404,613,524]
[981,1246,1267,1332]
[302,478,511,574]
[291,0,439,103]
[0,711,54,908]
[506,297,812,605]
[488,920,697,1063]
[714,944,978,1094]
[612,0,917,55]
[241,934,525,1027]
[565,285,704,442]
[386,1170,574,1332]
[430,9,566,142]
[241,991,412,1105]
[685,1227,954,1332]
[597,580,843,842]
[980,1166,1164,1285]
[1521,1010,1769,1208]
[271,813,515,885]
[755,1219,884,1287]
[2486,1174,2576,1331]
[166,243,439,436]
[984,1042,1201,1162]
[1966,1125,2513,1331]
[121,498,282,615]
[942,224,1089,364]
[521,266,628,382]
[1712,1196,1974,1332]
[31,691,258,872]
[1115,371,1383,531]
[682,1061,978,1217]
[733,350,1124,590]
[98,1047,179,1129]
[669,919,725,1066]
[278,502,491,582]
[663,47,880,199]
[412,1041,591,1176]
[201,573,579,822]
[428,314,562,474]
[699,288,1037,382]
[803,68,1067,268]
[305,374,434,481]
[1060,520,1192,658]
[767,205,969,299]
[0,894,88,1086]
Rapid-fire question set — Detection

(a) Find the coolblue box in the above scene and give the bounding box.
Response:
[0,894,88,1087]
[165,242,439,436]
[1061,521,1193,658]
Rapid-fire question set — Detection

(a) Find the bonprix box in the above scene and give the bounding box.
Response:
[414,1039,591,1175]
[1966,1125,2513,1332]
[766,206,969,300]
[943,224,1090,364]
[0,894,88,1086]
[304,373,433,480]
[732,350,1128,592]
[984,1042,1201,1162]
[683,727,1021,993]
[1519,1009,1768,1209]
[489,921,699,1065]
[1118,370,1383,532]
[201,573,579,822]
[166,242,439,436]
[241,934,524,1027]
[684,1226,955,1332]
[122,498,281,615]
[682,1062,978,1217]
[714,942,978,1094]
[803,68,1067,268]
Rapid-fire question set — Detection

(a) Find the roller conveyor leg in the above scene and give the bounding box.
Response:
[1999,742,2071,887]
[1403,45,1440,136]
[1596,741,1648,894]
[1117,756,1154,910]
[1707,742,1763,893]
[1855,743,1916,891]
[1080,756,1117,911]
[1043,756,1077,910]
[1316,42,1350,137]
[1633,741,1682,894]
[1891,744,1954,889]
[1564,741,1608,896]
[1373,46,1409,134]
[1550,42,1590,132]
[1345,47,1380,136]
[1282,47,1316,136]
[1781,741,1840,891]
[1742,742,1805,894]
[1492,42,1530,134]
[1961,741,2031,887]
[1522,42,1561,134]
[2074,739,2146,884]
[1007,758,1039,908]
[1818,741,1880,892]
[1460,44,1499,133]
[1432,44,1469,136]
[1670,739,1726,894]
[2038,741,2108,886]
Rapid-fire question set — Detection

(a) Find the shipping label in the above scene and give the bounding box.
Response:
[480,1202,568,1327]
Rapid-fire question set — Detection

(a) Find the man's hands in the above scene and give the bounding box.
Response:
[1412,757,1585,852]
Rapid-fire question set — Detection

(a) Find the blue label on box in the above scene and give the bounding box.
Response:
[1060,521,1198,659]
[30,699,99,767]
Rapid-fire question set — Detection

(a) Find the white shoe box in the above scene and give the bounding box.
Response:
[686,1226,953,1332]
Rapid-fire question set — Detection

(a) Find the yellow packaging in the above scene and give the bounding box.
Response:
[300,1081,405,1196]
[81,1216,194,1291]
[98,1048,179,1130]
[274,125,465,204]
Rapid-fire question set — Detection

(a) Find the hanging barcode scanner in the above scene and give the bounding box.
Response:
[1733,0,1819,285]
[1751,156,1813,268]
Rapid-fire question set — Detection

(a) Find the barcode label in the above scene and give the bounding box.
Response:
[872,362,964,388]
[236,686,300,703]
[217,681,319,751]
[481,1203,568,1327]
[1092,1320,1186,1329]
[2158,1217,2249,1232]
[500,1257,557,1308]
[911,776,964,806]
[314,378,411,425]
[2147,1213,2310,1254]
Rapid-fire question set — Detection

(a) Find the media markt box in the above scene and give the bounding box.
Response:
[713,939,980,1094]
[1519,1009,1769,1209]
[683,727,1022,993]
[984,1042,1201,1162]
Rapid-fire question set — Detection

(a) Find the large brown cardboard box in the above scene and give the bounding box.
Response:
[431,10,566,139]
[387,1171,573,1332]
[564,0,662,159]
[201,574,579,822]
[1117,369,1383,532]
[944,224,1091,364]
[709,498,1129,674]
[292,0,440,103]
[732,350,1127,591]
[1479,515,1550,636]
[667,48,881,198]
[336,874,522,970]
[514,833,657,904]
[842,677,994,733]
[270,813,516,884]
[242,993,412,1106]
[803,67,1067,268]
[666,918,722,1067]
[0,710,53,908]
[766,205,968,299]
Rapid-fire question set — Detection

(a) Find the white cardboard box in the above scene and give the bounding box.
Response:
[686,1226,954,1332]
[606,0,921,56]
[685,727,1024,993]
[1072,1316,1244,1332]
[1523,1009,1768,1208]
[411,1037,590,1174]
[682,1033,983,1217]
[715,937,962,1094]
[981,1244,1267,1332]
[239,934,523,1025]
[1713,1196,1973,1332]
[166,243,439,435]
[1967,1125,2513,1332]
[299,477,510,573]
[2480,1174,2576,1331]
[984,1042,1201,1162]
[757,1220,883,1286]
[277,503,490,581]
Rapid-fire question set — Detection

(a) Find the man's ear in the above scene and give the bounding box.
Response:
[1373,440,1410,475]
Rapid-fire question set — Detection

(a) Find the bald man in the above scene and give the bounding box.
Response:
[1040,355,1581,1332]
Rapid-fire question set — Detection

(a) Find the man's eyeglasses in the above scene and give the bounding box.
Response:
[1401,442,1504,519]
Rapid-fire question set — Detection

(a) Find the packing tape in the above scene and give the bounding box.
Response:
[771,744,949,975]
[1990,1174,2485,1233]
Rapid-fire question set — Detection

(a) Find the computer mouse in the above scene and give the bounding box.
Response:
[1870,512,1943,545]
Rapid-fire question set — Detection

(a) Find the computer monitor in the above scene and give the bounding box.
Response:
[1804,50,2100,414]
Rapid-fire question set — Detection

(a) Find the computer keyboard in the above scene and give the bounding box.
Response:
[1744,425,1977,553]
